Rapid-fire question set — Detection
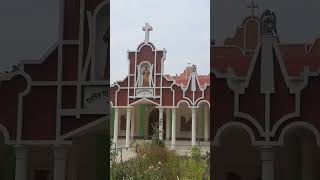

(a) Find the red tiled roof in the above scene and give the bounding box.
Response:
[165,66,210,88]
[213,16,320,78]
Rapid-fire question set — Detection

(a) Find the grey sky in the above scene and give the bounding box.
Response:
[0,0,60,71]
[110,0,210,83]
[1,0,319,79]
[213,0,320,44]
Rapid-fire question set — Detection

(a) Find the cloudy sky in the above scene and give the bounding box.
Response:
[213,0,320,44]
[0,0,319,79]
[110,0,210,83]
[0,0,59,71]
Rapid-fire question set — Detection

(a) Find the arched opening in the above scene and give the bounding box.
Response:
[147,108,166,139]
[278,127,320,180]
[177,101,192,141]
[213,126,260,180]
[198,101,210,141]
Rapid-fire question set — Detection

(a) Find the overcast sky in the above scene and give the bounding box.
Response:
[110,0,210,83]
[0,0,59,71]
[1,0,319,79]
[213,0,320,44]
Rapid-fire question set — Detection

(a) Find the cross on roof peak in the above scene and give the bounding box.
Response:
[142,23,153,43]
[246,0,259,17]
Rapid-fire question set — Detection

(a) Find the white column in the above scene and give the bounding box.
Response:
[130,108,135,138]
[191,107,197,146]
[158,107,164,140]
[260,146,275,180]
[53,146,67,180]
[302,136,313,180]
[15,145,27,180]
[171,107,176,149]
[204,105,209,141]
[125,107,132,147]
[166,108,170,140]
[113,108,119,147]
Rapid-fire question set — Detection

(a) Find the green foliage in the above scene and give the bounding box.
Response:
[190,145,201,160]
[110,142,118,163]
[150,122,165,147]
[111,144,207,180]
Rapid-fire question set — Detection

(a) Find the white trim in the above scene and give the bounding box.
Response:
[129,98,160,106]
[82,11,93,80]
[177,100,191,107]
[61,115,107,139]
[0,124,10,144]
[196,100,210,108]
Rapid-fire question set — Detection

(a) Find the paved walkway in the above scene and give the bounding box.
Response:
[113,139,210,162]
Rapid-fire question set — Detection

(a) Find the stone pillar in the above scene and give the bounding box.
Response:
[158,107,164,140]
[191,107,197,146]
[113,108,119,147]
[301,136,313,180]
[166,108,170,140]
[171,107,176,149]
[260,146,275,180]
[15,145,27,180]
[204,105,209,141]
[53,146,67,180]
[125,107,132,147]
[130,108,135,138]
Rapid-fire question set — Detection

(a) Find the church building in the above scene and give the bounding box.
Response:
[110,23,210,150]
[0,0,109,179]
[212,9,320,180]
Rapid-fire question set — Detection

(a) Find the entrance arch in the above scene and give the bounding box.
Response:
[148,109,166,139]
[213,126,260,180]
[278,127,320,180]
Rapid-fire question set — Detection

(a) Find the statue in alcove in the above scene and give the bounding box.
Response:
[142,66,150,87]
[137,63,153,87]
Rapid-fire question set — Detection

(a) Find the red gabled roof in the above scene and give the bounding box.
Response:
[165,66,210,88]
[213,16,320,78]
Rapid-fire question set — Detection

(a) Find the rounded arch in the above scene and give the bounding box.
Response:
[93,1,109,17]
[278,121,320,147]
[137,42,156,51]
[213,122,258,147]
[177,99,192,107]
[0,124,10,144]
[196,99,210,108]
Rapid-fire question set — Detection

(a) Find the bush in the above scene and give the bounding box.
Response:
[111,143,207,180]
[190,145,201,160]
[150,122,165,147]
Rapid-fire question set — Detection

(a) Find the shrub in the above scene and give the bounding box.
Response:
[111,143,207,179]
[150,122,165,147]
[190,145,201,160]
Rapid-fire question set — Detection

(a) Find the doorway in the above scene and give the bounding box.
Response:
[148,109,166,139]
